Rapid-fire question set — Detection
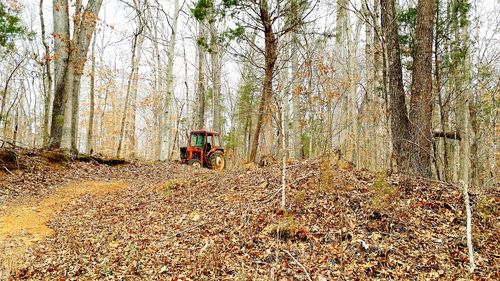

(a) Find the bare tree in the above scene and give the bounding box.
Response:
[39,0,53,146]
[86,31,97,154]
[117,0,146,158]
[159,0,180,161]
[381,0,435,177]
[50,0,103,152]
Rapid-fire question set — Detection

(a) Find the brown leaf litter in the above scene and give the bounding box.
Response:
[0,151,498,280]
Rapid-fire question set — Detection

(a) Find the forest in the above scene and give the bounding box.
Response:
[0,0,499,279]
[0,0,498,183]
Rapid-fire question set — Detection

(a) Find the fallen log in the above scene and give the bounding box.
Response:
[76,154,128,166]
[433,131,461,140]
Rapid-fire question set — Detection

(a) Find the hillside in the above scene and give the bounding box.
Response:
[0,149,498,280]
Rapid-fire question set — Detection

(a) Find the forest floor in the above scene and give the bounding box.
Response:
[0,149,498,280]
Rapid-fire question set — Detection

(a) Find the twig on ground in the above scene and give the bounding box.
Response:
[2,166,15,176]
[282,249,312,281]
[287,170,318,187]
[259,188,281,204]
[163,222,206,240]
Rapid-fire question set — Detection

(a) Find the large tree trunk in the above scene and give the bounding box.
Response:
[59,50,75,150]
[150,5,163,157]
[381,0,435,177]
[408,0,435,177]
[49,0,70,148]
[51,0,103,151]
[249,0,278,163]
[159,0,180,161]
[380,0,412,173]
[71,0,104,153]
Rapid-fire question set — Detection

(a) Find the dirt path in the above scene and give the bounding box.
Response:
[0,181,128,275]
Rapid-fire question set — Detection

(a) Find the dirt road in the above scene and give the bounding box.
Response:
[0,181,128,277]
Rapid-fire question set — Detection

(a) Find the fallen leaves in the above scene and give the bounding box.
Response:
[0,155,498,280]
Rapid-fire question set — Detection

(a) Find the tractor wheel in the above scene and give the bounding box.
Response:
[209,151,225,171]
[187,158,202,168]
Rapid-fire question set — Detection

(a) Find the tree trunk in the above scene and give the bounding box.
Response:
[150,5,163,157]
[128,28,145,159]
[0,58,24,135]
[196,21,206,130]
[346,14,362,166]
[51,0,103,151]
[49,0,70,148]
[469,101,480,187]
[117,31,140,157]
[87,31,96,154]
[408,0,435,177]
[210,13,222,133]
[160,0,180,161]
[362,0,373,170]
[40,0,53,147]
[291,35,302,159]
[380,0,412,173]
[280,94,287,210]
[249,0,278,163]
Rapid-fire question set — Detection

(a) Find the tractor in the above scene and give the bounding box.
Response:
[180,130,225,170]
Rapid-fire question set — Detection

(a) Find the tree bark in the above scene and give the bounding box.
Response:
[40,0,53,147]
[408,0,435,177]
[160,0,180,161]
[87,31,96,154]
[449,0,472,185]
[50,0,103,151]
[196,21,206,130]
[380,0,435,177]
[346,13,362,166]
[291,35,303,160]
[336,0,348,154]
[210,11,222,133]
[249,0,278,163]
[49,0,70,148]
[150,5,163,157]
[380,0,412,173]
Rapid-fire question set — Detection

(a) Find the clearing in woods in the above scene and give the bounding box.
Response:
[0,152,498,279]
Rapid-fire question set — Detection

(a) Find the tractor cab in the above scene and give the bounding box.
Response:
[180,130,225,170]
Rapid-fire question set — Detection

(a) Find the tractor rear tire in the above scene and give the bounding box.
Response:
[188,159,202,168]
[209,151,225,171]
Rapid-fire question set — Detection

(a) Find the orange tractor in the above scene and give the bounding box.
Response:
[180,130,225,170]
